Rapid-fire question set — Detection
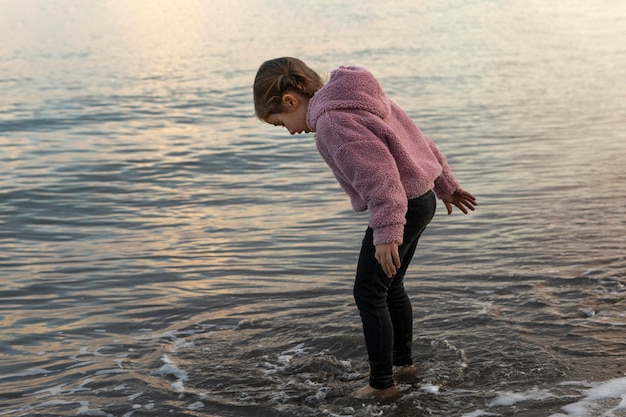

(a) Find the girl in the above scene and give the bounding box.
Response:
[253,57,476,399]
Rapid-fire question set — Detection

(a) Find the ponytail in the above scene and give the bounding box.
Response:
[253,57,324,121]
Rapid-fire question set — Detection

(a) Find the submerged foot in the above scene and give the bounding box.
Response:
[394,364,417,378]
[351,384,398,400]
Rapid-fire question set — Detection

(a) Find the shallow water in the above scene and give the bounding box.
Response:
[1,1,626,416]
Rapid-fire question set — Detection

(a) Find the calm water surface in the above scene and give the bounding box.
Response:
[1,1,626,416]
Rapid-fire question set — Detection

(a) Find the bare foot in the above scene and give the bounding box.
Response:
[394,365,417,378]
[351,384,398,400]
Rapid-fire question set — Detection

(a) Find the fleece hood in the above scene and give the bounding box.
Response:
[307,66,391,131]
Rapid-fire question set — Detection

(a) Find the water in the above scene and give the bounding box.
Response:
[1,0,625,416]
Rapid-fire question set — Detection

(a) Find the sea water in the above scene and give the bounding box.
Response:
[1,1,625,416]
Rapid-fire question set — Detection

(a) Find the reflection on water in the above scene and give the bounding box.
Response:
[1,0,626,416]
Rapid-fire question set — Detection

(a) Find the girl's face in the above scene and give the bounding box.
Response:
[265,93,311,135]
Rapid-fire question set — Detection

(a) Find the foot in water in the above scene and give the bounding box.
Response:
[351,366,418,399]
[351,384,398,400]
[394,364,417,378]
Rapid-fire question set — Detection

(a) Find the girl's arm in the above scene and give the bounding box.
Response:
[422,135,477,214]
[423,134,460,199]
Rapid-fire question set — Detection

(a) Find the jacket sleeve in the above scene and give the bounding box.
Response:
[423,135,460,199]
[317,115,407,246]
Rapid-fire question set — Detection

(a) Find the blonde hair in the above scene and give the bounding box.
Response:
[253,57,324,121]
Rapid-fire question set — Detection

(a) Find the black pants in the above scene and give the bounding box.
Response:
[353,190,436,389]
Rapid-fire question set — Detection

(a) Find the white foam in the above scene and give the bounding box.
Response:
[488,388,553,406]
[550,377,626,417]
[94,368,128,376]
[0,367,52,380]
[277,354,292,366]
[577,308,596,317]
[420,383,440,394]
[172,337,194,351]
[306,386,331,402]
[187,401,205,410]
[459,377,626,417]
[76,401,112,416]
[40,400,70,407]
[136,323,233,341]
[74,345,113,358]
[27,378,94,398]
[128,392,143,401]
[67,361,96,370]
[262,343,311,374]
[462,411,501,417]
[153,355,188,393]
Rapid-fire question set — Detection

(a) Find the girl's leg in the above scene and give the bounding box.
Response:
[390,191,436,366]
[388,239,418,368]
[354,227,395,389]
[353,191,436,391]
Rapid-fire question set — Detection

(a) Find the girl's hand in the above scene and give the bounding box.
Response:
[443,188,477,215]
[375,243,401,278]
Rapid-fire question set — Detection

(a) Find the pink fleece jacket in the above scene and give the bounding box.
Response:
[306,66,460,245]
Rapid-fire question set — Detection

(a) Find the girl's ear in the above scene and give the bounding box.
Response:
[281,93,300,111]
